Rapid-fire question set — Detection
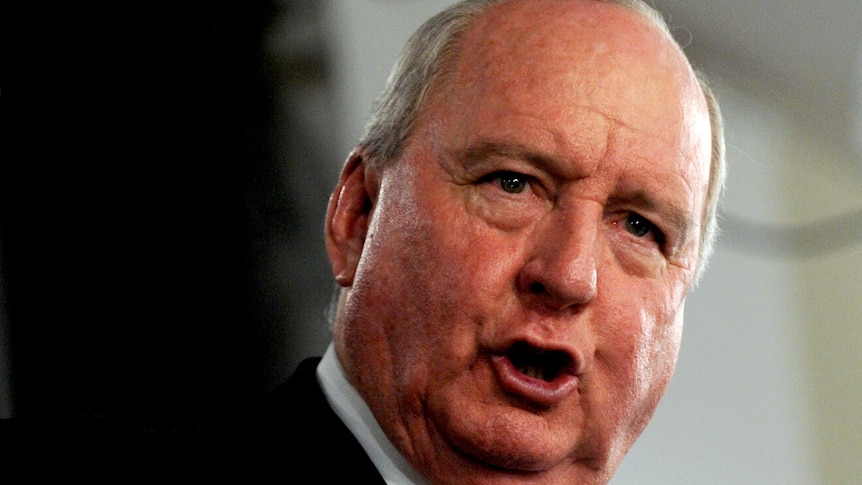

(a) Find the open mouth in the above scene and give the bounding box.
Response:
[491,341,580,406]
[507,341,572,383]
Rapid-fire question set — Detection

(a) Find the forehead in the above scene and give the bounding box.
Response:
[422,0,710,191]
[449,1,701,130]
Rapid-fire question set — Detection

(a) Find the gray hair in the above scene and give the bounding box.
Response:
[358,0,726,281]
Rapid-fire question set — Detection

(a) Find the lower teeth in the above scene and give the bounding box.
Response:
[519,365,547,381]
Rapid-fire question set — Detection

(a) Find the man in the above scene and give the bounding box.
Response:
[257,0,726,483]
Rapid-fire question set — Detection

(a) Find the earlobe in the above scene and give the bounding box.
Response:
[325,149,379,287]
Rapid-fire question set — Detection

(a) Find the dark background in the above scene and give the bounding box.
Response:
[0,1,334,429]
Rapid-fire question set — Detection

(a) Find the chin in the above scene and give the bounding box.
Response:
[420,394,643,485]
[428,404,582,474]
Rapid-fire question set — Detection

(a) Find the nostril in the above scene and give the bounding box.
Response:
[530,282,546,295]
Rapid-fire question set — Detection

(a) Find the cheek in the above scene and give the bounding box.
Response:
[592,280,685,434]
[384,199,525,385]
[356,207,478,381]
[632,306,683,400]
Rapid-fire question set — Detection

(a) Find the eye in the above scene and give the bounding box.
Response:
[625,213,664,243]
[496,171,528,194]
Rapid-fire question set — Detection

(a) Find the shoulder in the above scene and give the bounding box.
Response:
[217,357,384,482]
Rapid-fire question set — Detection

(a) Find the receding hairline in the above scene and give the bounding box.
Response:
[429,0,698,108]
[362,0,688,163]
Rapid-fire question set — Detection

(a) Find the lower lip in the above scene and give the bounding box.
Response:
[490,355,579,407]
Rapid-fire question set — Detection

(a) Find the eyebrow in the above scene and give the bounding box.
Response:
[457,139,583,180]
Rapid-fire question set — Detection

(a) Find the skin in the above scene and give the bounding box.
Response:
[325,1,712,483]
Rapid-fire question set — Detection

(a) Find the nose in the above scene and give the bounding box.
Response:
[517,206,599,312]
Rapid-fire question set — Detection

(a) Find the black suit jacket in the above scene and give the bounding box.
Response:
[0,358,387,482]
[234,357,386,483]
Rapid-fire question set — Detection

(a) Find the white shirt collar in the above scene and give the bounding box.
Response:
[316,343,429,485]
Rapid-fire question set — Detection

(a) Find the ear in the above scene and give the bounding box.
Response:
[325,149,380,287]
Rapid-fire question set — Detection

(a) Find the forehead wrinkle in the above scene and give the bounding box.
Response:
[602,111,683,154]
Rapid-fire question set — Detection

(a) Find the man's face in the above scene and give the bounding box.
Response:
[327,1,712,483]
